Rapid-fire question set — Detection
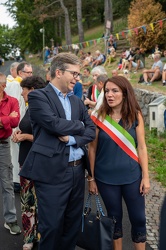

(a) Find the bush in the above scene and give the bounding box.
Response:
[127,0,166,51]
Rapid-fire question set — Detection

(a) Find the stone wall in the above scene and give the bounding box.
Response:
[134,88,165,125]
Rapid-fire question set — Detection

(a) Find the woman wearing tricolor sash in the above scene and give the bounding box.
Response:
[88,76,150,250]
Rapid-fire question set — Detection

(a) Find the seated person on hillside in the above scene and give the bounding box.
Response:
[128,47,144,73]
[91,50,105,68]
[112,69,124,77]
[81,52,93,68]
[104,46,116,66]
[151,44,161,59]
[121,47,134,70]
[163,50,166,58]
[139,47,146,67]
[117,48,130,70]
[162,50,166,86]
[142,53,163,85]
[81,68,94,94]
[79,50,86,61]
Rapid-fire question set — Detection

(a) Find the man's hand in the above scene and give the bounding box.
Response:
[9,111,18,117]
[58,136,69,143]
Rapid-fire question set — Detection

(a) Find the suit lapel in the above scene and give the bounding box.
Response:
[69,95,79,120]
[45,84,66,118]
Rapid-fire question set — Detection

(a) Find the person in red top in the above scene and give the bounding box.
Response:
[0,72,21,235]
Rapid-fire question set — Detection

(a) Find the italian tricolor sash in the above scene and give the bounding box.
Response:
[91,112,139,163]
[91,85,100,102]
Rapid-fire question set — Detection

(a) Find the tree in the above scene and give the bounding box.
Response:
[0,25,17,57]
[128,0,166,50]
[76,0,84,42]
[112,0,132,18]
[104,0,113,33]
[59,0,72,45]
[104,0,113,55]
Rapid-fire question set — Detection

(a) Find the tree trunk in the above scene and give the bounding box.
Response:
[76,0,84,43]
[59,0,72,45]
[104,0,113,54]
[104,0,113,34]
[58,16,62,39]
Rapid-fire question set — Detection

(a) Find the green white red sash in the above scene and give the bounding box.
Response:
[91,85,99,102]
[91,112,139,163]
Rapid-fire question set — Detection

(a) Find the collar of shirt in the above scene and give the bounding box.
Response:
[49,82,73,97]
[14,76,22,83]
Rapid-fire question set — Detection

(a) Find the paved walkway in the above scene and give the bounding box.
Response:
[145,173,166,250]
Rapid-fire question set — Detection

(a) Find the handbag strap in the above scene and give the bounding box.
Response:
[95,195,105,216]
[81,194,106,232]
[84,193,105,216]
[83,193,92,215]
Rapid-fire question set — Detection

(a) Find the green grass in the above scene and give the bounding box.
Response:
[113,18,128,33]
[72,25,104,44]
[145,128,166,187]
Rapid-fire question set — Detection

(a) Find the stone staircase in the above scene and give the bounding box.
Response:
[115,37,130,56]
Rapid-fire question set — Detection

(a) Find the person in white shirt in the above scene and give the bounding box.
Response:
[5,62,32,192]
[143,53,163,86]
[91,50,104,68]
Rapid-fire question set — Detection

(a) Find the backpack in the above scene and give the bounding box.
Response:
[138,74,144,83]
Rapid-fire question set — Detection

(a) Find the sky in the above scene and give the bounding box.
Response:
[0,0,16,28]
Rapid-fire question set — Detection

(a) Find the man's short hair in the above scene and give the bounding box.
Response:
[91,66,107,75]
[50,52,80,79]
[96,74,108,84]
[154,53,161,59]
[17,61,32,75]
[10,62,19,70]
[84,68,90,73]
[95,50,100,54]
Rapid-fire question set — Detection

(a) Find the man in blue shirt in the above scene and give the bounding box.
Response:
[20,52,95,250]
[73,81,83,99]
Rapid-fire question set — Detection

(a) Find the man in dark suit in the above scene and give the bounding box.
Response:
[20,52,96,250]
[159,195,166,250]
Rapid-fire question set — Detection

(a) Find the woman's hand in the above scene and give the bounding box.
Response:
[88,180,99,195]
[140,177,150,196]
[12,130,21,143]
[84,98,90,105]
[12,133,26,143]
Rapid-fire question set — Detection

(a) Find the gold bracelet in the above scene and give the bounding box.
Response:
[87,178,95,182]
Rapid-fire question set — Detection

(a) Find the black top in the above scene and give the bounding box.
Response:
[95,120,141,185]
[19,109,32,166]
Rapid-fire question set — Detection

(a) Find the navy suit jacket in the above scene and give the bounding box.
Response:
[20,84,95,184]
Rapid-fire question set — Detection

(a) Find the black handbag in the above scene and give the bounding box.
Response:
[77,193,115,250]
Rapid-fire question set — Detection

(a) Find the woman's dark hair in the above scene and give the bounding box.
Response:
[20,76,46,89]
[97,76,142,128]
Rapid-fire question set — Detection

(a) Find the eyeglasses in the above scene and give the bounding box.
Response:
[22,71,33,75]
[63,69,82,79]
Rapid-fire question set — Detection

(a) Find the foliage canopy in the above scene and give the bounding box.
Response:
[128,0,166,50]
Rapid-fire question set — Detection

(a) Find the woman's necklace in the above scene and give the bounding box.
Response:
[109,114,121,122]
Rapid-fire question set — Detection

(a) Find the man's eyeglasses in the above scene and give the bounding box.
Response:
[22,71,33,75]
[63,69,82,79]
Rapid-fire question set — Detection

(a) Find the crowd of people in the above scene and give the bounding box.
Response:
[0,48,165,250]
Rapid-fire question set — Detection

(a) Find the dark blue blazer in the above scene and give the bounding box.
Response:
[20,84,95,184]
